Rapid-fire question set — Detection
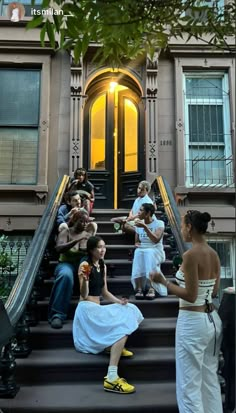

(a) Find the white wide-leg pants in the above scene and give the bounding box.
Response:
[176,310,223,413]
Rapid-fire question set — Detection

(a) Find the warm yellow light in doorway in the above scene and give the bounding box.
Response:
[109,81,118,92]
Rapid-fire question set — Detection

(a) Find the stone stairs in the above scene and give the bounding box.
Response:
[0,208,179,413]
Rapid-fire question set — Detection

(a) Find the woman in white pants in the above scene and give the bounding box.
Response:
[150,210,223,413]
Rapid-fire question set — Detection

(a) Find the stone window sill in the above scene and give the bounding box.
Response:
[175,185,235,194]
[0,185,48,192]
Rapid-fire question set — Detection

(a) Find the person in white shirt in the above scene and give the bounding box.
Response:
[131,203,167,299]
[111,181,154,234]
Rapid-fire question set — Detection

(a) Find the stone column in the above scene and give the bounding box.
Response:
[145,52,159,183]
[70,61,84,174]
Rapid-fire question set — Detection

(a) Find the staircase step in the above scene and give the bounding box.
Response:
[43,275,177,297]
[37,296,178,320]
[30,318,177,349]
[93,209,164,222]
[93,208,130,221]
[105,259,174,276]
[46,258,174,277]
[99,244,173,260]
[97,232,175,245]
[16,347,175,384]
[0,382,177,413]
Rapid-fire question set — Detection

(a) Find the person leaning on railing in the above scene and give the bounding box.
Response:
[48,210,97,329]
[150,210,223,413]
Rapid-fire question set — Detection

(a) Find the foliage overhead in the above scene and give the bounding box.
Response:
[28,0,236,65]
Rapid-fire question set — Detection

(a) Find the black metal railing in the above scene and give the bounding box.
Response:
[185,156,234,187]
[5,175,69,327]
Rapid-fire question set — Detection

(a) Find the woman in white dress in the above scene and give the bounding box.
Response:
[73,236,144,394]
[131,203,167,299]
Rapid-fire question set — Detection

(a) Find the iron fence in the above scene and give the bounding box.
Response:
[0,234,32,302]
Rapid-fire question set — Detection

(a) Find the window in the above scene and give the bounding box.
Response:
[184,73,233,187]
[0,0,42,17]
[208,239,232,279]
[0,69,41,184]
[184,0,224,21]
[89,94,106,170]
[207,238,235,297]
[124,98,138,172]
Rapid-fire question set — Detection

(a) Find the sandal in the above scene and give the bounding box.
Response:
[135,289,144,300]
[146,288,156,300]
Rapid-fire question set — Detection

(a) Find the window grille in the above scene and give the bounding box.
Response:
[207,238,235,298]
[184,73,233,187]
[0,69,41,184]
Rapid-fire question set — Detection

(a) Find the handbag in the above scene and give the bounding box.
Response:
[0,299,14,349]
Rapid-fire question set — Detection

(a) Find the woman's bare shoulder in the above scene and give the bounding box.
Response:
[183,249,195,259]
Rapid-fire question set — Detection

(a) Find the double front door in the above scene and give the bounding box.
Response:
[84,83,145,209]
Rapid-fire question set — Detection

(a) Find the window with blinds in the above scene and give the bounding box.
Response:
[0,69,41,184]
[184,73,233,187]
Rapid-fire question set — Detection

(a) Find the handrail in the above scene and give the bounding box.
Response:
[156,176,191,256]
[5,175,69,326]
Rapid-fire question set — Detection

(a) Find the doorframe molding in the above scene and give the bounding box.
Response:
[69,56,160,184]
[144,51,160,183]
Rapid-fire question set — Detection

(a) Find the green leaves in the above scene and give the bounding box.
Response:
[27,0,235,65]
[46,20,55,49]
[26,15,43,29]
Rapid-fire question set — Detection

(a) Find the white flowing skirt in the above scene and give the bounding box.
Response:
[73,301,144,354]
[131,246,167,296]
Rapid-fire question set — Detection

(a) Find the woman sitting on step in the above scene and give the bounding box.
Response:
[48,210,97,329]
[131,203,167,299]
[73,235,144,394]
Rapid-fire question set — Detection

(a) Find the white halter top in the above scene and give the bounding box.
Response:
[175,268,216,307]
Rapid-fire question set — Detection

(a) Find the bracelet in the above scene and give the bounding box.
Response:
[166,281,170,289]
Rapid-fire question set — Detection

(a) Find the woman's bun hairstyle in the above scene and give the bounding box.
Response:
[201,212,211,223]
[184,210,211,234]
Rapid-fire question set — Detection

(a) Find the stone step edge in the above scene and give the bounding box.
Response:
[0,382,177,411]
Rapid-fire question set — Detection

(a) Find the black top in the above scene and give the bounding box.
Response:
[88,264,105,296]
[70,180,94,194]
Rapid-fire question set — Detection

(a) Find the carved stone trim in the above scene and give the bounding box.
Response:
[146,52,159,174]
[70,64,83,174]
[35,192,47,205]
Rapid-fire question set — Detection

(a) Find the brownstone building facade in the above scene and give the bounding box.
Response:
[0,1,235,286]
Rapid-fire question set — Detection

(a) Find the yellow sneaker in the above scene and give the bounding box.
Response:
[104,377,136,394]
[121,348,134,358]
[104,348,134,358]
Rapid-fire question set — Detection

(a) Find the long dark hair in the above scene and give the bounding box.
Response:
[86,236,105,275]
[74,167,88,182]
[184,210,211,234]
